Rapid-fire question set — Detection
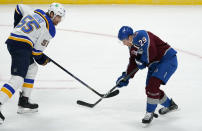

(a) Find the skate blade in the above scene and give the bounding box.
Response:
[141,123,151,128]
[17,107,38,114]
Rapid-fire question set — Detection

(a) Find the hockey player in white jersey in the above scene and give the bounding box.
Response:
[0,3,66,124]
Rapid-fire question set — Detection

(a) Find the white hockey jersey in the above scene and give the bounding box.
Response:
[8,4,55,56]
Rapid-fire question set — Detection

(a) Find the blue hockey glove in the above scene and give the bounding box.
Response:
[116,72,129,88]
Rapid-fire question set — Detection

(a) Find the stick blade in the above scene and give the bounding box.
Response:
[105,89,119,98]
[77,100,94,108]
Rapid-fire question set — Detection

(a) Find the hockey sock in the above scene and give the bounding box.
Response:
[160,96,171,107]
[145,77,162,112]
[22,78,34,97]
[0,76,23,104]
[0,84,15,104]
[146,102,157,112]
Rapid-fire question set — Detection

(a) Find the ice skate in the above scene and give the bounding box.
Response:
[142,112,158,125]
[17,92,38,114]
[159,99,178,115]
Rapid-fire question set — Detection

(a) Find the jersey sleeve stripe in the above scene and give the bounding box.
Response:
[16,5,22,15]
[33,48,42,53]
[32,48,43,56]
[145,31,150,63]
[34,9,56,38]
[34,11,49,31]
[32,52,43,56]
[15,8,20,14]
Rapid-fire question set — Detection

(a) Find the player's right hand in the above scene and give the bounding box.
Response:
[116,72,129,88]
[42,58,50,66]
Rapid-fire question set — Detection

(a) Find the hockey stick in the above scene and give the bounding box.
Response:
[48,57,119,98]
[77,67,139,108]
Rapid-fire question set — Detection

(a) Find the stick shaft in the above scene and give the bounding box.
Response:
[49,58,102,96]
[92,68,139,107]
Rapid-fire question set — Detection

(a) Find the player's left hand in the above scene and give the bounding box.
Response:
[116,72,129,88]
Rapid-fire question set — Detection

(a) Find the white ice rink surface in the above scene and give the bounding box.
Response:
[0,4,202,131]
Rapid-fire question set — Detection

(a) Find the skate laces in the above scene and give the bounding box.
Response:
[28,99,36,104]
[143,112,153,120]
[161,107,169,112]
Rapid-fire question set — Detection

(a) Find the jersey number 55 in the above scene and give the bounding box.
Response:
[16,15,40,34]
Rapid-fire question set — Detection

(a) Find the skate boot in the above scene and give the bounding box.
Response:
[0,103,5,124]
[142,112,158,124]
[159,99,178,115]
[17,92,38,114]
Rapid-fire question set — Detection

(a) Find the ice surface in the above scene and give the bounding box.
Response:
[0,4,202,131]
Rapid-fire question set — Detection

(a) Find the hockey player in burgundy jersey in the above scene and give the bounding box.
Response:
[116,26,178,124]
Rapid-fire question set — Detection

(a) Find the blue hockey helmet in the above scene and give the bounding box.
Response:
[118,26,133,41]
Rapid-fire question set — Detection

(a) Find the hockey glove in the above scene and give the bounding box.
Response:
[33,54,50,66]
[116,72,129,88]
[42,58,50,66]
